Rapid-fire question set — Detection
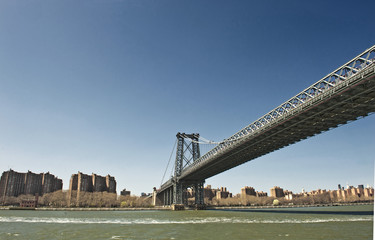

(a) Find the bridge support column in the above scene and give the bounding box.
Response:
[194,181,205,205]
[166,187,173,206]
[171,204,185,210]
[152,188,157,206]
[173,182,183,205]
[163,189,169,206]
[171,132,204,210]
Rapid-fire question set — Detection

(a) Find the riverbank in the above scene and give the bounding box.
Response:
[206,202,374,210]
[0,206,171,211]
[1,202,372,211]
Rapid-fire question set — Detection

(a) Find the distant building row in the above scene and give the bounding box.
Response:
[0,170,119,204]
[0,169,62,203]
[187,185,235,201]
[197,184,374,201]
[268,185,374,200]
[196,185,268,200]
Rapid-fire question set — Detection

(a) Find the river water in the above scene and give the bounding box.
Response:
[0,205,373,240]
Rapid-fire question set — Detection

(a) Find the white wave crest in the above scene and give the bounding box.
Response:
[0,216,372,225]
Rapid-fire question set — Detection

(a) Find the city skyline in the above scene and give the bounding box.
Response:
[0,167,372,197]
[0,1,374,195]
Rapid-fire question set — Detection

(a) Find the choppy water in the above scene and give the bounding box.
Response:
[0,205,373,240]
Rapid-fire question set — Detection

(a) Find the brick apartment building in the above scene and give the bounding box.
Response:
[69,172,115,197]
[0,169,62,203]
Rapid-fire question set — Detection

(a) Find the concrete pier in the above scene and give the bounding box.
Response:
[171,204,185,211]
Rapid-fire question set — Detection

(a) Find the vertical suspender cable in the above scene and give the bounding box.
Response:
[160,139,177,188]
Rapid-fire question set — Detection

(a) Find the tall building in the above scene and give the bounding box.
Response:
[69,172,116,194]
[270,186,285,198]
[106,175,116,193]
[216,187,231,199]
[120,188,131,197]
[69,172,116,206]
[0,169,63,203]
[203,185,217,200]
[42,172,63,194]
[24,171,43,195]
[241,186,256,198]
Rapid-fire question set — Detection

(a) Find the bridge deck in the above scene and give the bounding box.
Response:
[181,66,375,182]
[160,46,375,192]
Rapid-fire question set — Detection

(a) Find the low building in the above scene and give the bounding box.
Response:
[256,191,268,197]
[141,192,151,198]
[120,189,131,197]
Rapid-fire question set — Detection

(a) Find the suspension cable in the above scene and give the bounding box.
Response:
[181,134,248,145]
[160,139,177,188]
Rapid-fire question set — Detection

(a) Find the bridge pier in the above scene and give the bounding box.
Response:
[173,181,184,205]
[154,181,206,210]
[194,181,204,205]
[171,204,185,211]
[156,132,207,210]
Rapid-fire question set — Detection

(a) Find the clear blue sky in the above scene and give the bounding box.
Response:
[0,0,374,195]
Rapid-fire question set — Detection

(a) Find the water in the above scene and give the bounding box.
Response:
[0,205,373,240]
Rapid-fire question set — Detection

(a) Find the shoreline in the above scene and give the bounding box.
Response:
[1,206,171,211]
[0,202,372,211]
[206,202,373,210]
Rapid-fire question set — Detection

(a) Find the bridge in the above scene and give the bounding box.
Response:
[153,45,375,209]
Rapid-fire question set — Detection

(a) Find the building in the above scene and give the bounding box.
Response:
[256,191,268,197]
[0,169,62,203]
[120,188,131,197]
[24,171,43,195]
[0,170,25,200]
[20,195,39,208]
[106,175,116,193]
[306,184,374,201]
[270,186,285,198]
[69,172,116,194]
[241,186,256,198]
[241,186,268,198]
[216,187,231,199]
[141,192,151,197]
[363,188,374,197]
[69,172,117,206]
[204,185,217,200]
[42,172,63,194]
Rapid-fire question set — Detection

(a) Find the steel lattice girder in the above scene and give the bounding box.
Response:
[182,75,375,181]
[160,45,375,191]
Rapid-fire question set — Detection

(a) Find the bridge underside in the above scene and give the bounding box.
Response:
[180,71,375,182]
[158,47,375,200]
[154,181,204,207]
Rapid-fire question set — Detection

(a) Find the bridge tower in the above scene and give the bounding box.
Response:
[173,132,204,208]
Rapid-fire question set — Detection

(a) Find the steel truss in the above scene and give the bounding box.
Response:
[160,45,375,195]
[173,133,204,205]
[179,45,375,180]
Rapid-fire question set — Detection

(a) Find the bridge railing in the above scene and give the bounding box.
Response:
[180,45,375,178]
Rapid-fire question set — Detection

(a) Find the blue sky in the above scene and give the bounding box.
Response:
[0,0,374,195]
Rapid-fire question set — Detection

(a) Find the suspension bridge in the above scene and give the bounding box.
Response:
[153,45,375,209]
